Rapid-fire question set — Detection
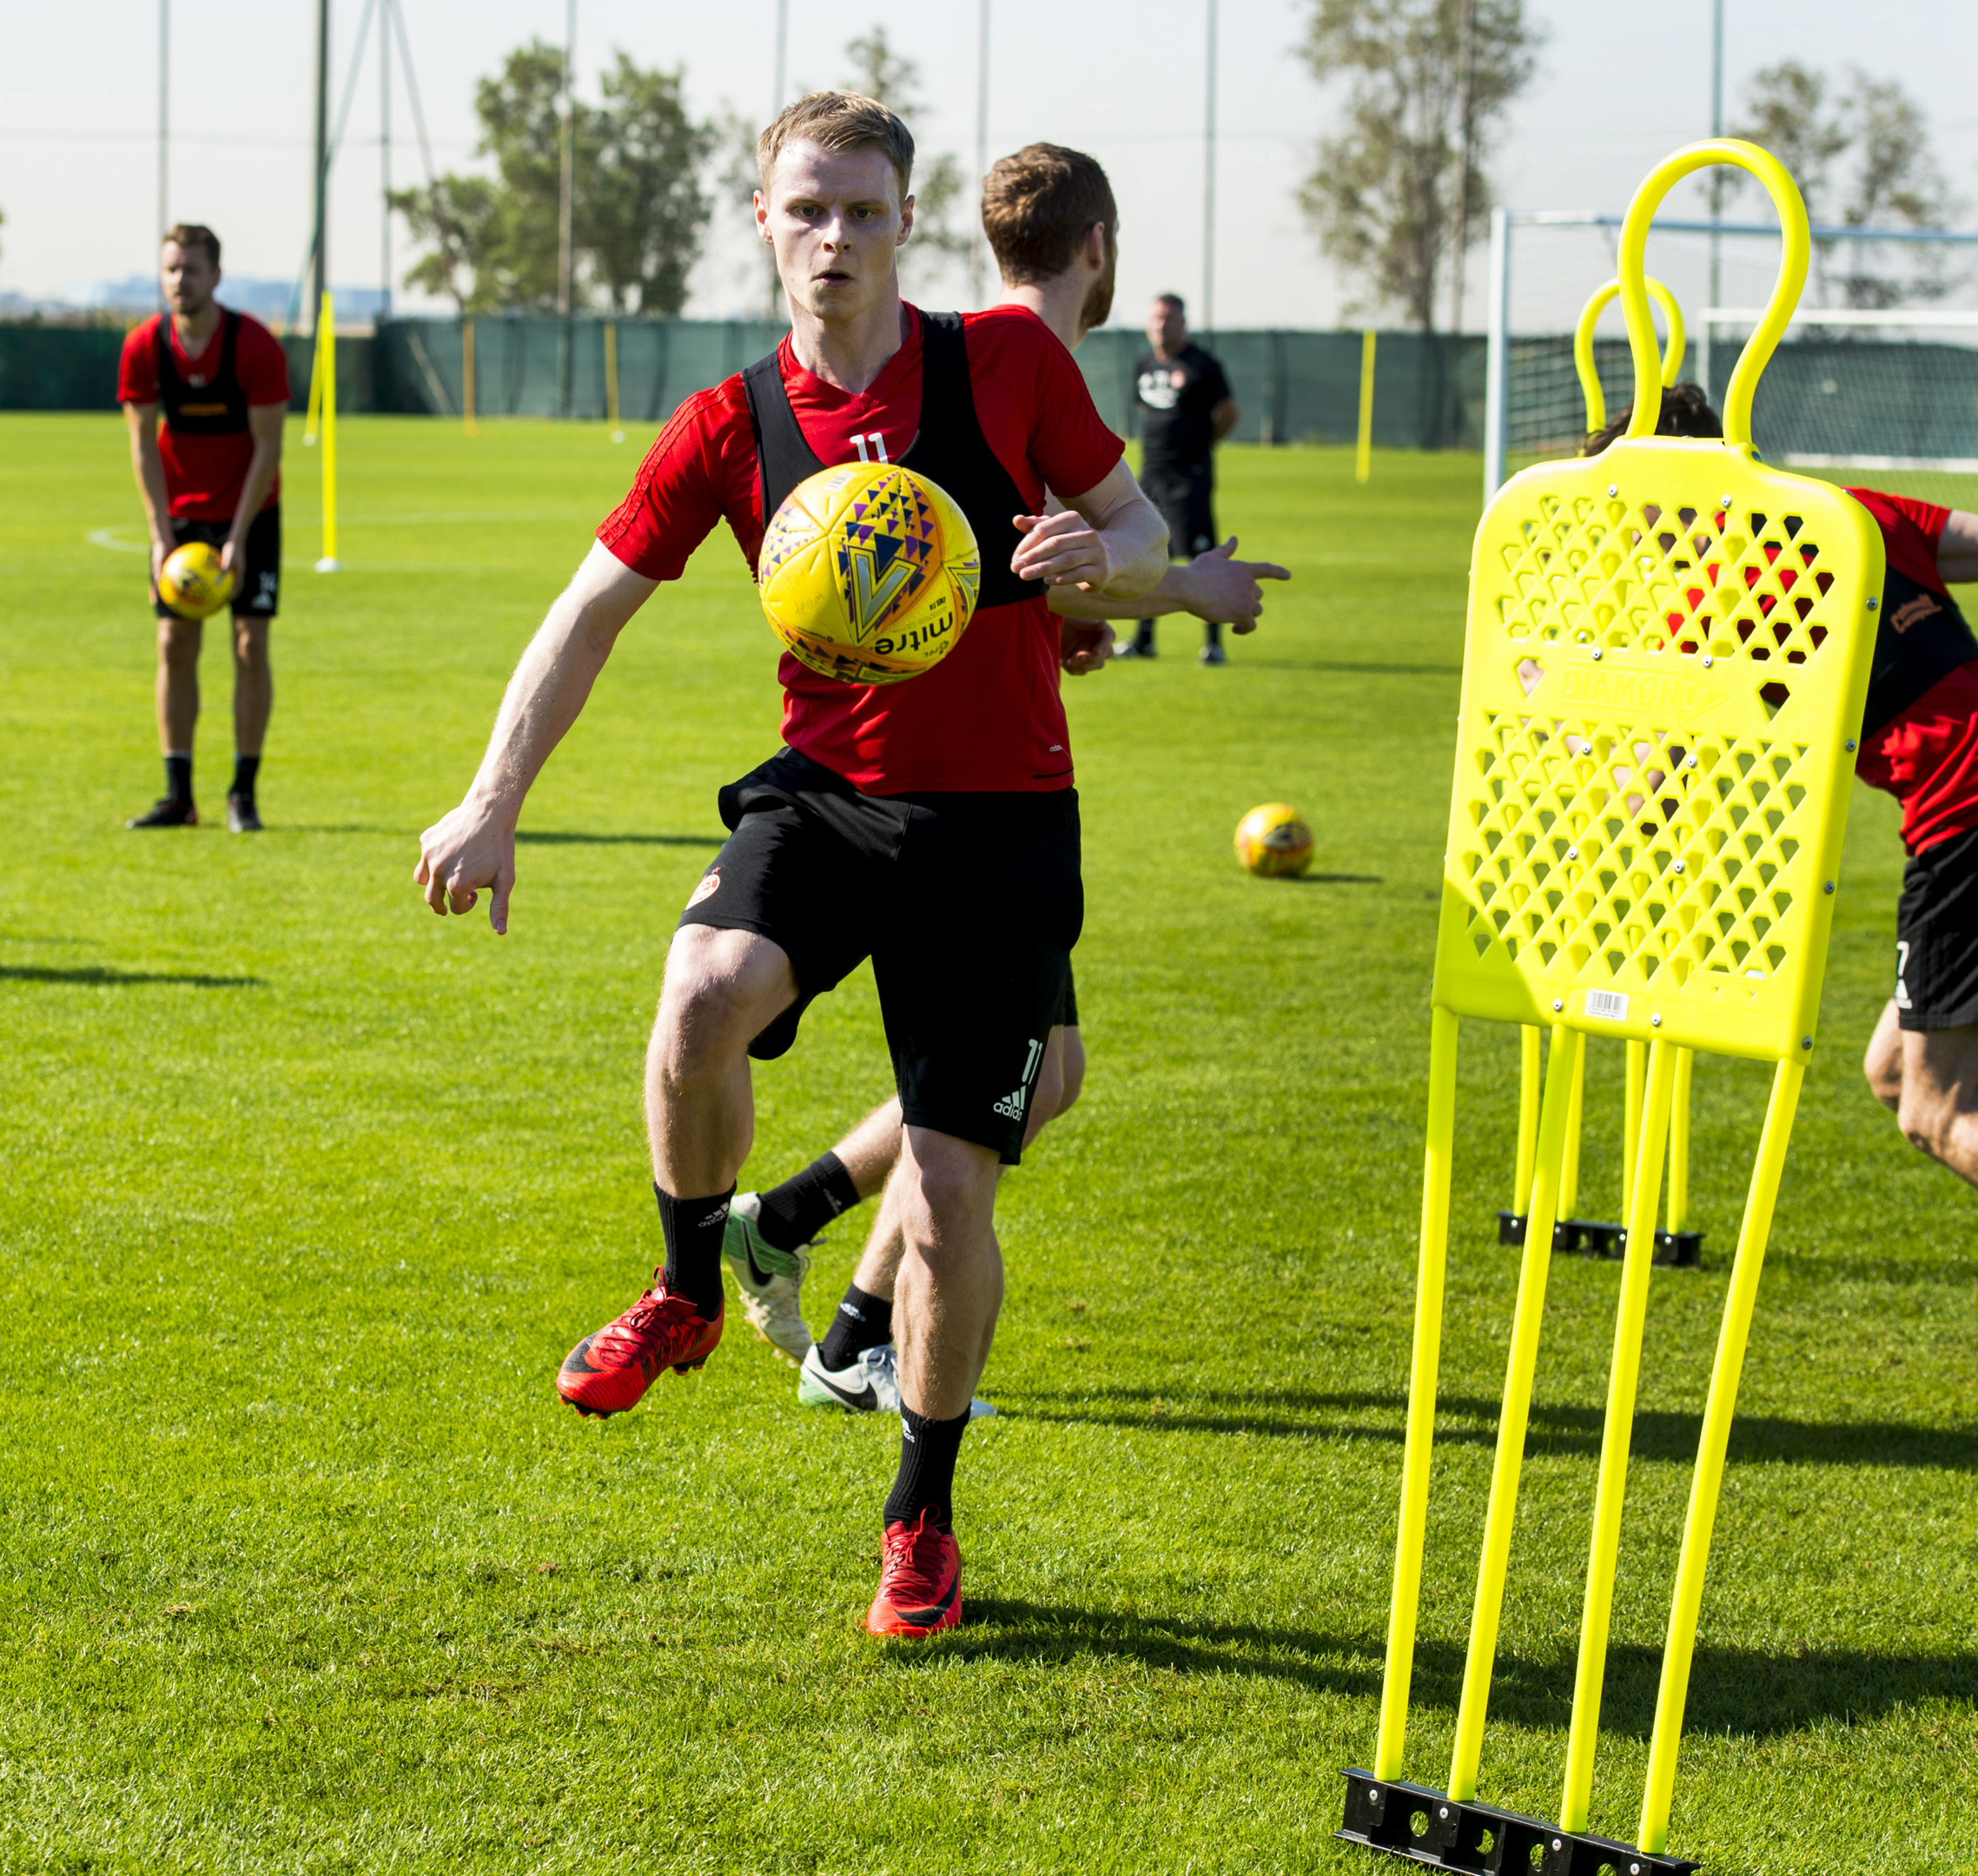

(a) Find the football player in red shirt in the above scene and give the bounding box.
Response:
[716,143,1293,1413]
[119,223,290,831]
[414,93,1168,1637]
[1586,388,1978,1191]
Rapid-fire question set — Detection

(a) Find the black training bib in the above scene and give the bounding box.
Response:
[1862,563,1978,737]
[155,310,250,438]
[742,310,1042,611]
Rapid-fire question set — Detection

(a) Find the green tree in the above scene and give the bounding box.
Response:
[391,41,712,314]
[841,27,969,294]
[1296,0,1541,333]
[1730,62,1961,307]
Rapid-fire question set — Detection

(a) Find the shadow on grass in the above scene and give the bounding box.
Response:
[1001,1384,1978,1471]
[0,965,262,988]
[1764,1249,1978,1285]
[516,830,724,848]
[935,1603,1978,1738]
[1233,658,1464,677]
[1287,873,1384,885]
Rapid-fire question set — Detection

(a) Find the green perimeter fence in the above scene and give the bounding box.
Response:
[0,315,1489,452]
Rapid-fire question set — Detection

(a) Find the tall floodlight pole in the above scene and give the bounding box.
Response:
[157,0,169,286]
[379,0,392,320]
[312,0,331,334]
[1703,0,1724,400]
[1202,0,1217,334]
[558,0,576,318]
[1448,0,1474,336]
[971,0,989,307]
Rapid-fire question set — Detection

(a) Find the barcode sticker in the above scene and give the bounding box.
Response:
[1585,990,1629,1021]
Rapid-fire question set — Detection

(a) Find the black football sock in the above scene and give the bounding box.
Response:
[1204,618,1223,648]
[756,1149,862,1253]
[883,1404,971,1531]
[231,753,261,802]
[652,1180,733,1320]
[164,752,193,803]
[817,1281,894,1371]
[1133,620,1155,651]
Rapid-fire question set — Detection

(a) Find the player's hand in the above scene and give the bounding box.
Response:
[1184,538,1290,633]
[415,802,518,934]
[149,538,169,589]
[1011,509,1114,591]
[1058,618,1115,675]
[218,533,243,578]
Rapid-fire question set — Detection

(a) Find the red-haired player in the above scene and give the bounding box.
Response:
[119,223,289,831]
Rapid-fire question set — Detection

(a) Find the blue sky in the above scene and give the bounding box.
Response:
[4,0,1976,327]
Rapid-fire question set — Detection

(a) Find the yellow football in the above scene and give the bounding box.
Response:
[757,462,981,685]
[157,541,235,620]
[1235,803,1315,878]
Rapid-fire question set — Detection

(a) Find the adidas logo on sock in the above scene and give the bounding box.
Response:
[698,1203,731,1228]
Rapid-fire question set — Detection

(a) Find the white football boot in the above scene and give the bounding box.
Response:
[722,1192,813,1364]
[798,1341,996,1419]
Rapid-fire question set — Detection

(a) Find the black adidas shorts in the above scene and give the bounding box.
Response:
[1142,462,1217,558]
[680,747,1082,1163]
[1895,823,1978,1030]
[152,504,281,620]
[1060,962,1079,1030]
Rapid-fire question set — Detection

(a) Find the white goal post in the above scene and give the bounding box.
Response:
[1485,208,1978,508]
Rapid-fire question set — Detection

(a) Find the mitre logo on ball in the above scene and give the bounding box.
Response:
[757,462,981,687]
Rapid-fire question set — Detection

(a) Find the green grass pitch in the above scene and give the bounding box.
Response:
[1,413,1972,1874]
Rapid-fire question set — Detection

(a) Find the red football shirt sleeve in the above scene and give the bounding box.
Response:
[597,380,757,582]
[237,318,293,404]
[1020,320,1124,499]
[1848,486,1953,594]
[118,321,161,404]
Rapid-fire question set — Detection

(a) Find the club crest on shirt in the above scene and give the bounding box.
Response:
[687,868,721,908]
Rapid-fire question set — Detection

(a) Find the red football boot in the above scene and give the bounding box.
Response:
[866,1509,962,1637]
[556,1272,724,1417]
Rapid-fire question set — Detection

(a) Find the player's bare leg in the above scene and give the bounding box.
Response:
[866,1125,1001,1637]
[227,614,273,830]
[798,1026,1079,1413]
[556,925,797,1416]
[1865,999,1978,1188]
[130,615,203,828]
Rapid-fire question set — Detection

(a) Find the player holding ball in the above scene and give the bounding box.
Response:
[119,224,289,831]
[414,92,1167,1637]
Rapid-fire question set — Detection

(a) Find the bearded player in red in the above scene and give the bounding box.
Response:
[414,92,1167,1637]
[119,223,289,831]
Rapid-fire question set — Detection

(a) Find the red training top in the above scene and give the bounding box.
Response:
[118,310,291,522]
[598,303,1123,794]
[1842,490,1978,854]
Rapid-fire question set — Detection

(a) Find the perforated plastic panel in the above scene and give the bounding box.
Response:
[1435,435,1883,1060]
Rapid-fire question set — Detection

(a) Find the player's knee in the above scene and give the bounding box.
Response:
[157,619,200,668]
[234,620,270,668]
[1896,1087,1955,1160]
[899,1137,997,1244]
[655,929,791,1073]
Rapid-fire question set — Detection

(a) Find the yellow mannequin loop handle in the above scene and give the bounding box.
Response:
[1617,139,1809,449]
[1575,276,1684,436]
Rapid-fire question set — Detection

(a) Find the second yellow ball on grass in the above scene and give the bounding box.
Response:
[1235,803,1315,877]
[156,541,236,620]
[757,462,982,686]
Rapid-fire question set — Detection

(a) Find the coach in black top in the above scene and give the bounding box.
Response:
[1121,292,1239,663]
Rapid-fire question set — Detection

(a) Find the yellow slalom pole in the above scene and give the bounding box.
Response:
[1623,1039,1647,1219]
[314,291,339,573]
[1373,1005,1459,1780]
[1558,1034,1587,1223]
[605,319,625,442]
[1355,329,1376,484]
[1637,1057,1805,1853]
[1668,1048,1695,1232]
[1559,1039,1678,1830]
[1447,1022,1584,1800]
[1512,1026,1543,1215]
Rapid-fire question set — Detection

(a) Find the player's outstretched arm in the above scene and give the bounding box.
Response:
[415,542,657,934]
[1010,460,1168,602]
[1049,537,1289,634]
[1938,510,1978,585]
